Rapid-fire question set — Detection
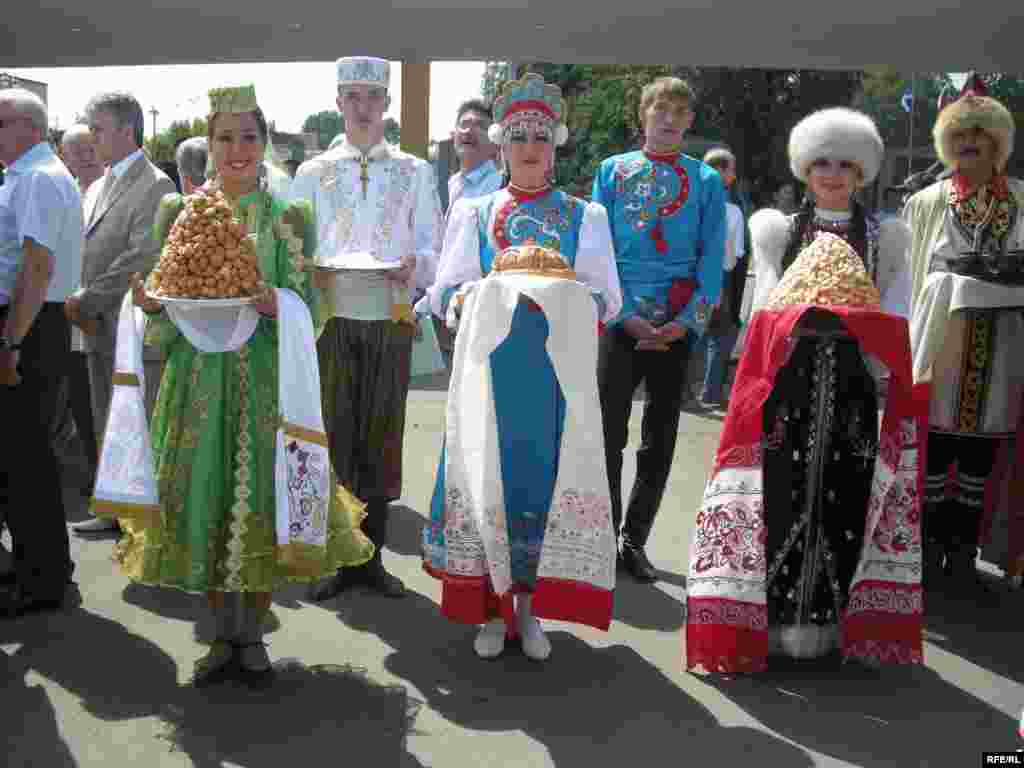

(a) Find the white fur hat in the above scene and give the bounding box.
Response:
[788,108,884,187]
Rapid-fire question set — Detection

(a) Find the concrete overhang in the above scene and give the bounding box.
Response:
[2,0,1020,71]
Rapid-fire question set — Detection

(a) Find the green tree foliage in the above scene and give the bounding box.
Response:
[686,67,863,205]
[520,64,860,203]
[302,110,345,150]
[384,117,401,145]
[144,118,208,166]
[488,64,1024,202]
[857,69,1024,177]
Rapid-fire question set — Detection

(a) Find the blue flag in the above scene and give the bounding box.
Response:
[901,89,914,113]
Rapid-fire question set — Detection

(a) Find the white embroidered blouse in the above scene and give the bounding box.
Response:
[288,138,444,299]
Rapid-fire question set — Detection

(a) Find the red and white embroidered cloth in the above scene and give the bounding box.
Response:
[685,305,926,673]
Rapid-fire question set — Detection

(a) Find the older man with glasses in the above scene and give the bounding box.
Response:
[0,88,83,615]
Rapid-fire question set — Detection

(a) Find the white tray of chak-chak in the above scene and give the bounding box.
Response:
[313,252,401,273]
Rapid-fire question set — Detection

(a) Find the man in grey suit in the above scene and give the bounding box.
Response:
[66,92,174,534]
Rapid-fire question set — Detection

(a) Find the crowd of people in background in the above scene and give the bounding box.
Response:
[0,60,1020,689]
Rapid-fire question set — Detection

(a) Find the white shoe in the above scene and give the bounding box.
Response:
[518,615,552,661]
[473,619,507,659]
[71,517,119,534]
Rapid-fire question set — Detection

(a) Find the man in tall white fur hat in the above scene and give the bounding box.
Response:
[290,56,444,599]
[904,89,1024,596]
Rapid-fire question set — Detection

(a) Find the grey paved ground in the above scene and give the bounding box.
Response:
[2,380,1022,768]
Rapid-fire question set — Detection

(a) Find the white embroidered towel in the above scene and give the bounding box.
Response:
[445,274,615,598]
[92,292,160,521]
[274,288,332,566]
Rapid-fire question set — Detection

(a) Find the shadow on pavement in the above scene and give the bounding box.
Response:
[699,654,1020,766]
[158,661,420,768]
[2,606,178,726]
[2,603,421,767]
[0,655,78,768]
[336,589,816,766]
[923,582,1024,685]
[612,577,685,632]
[121,583,282,644]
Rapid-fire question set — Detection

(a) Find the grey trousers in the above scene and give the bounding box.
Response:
[87,351,163,460]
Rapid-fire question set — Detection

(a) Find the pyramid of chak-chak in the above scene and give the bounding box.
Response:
[765,231,881,310]
[148,191,263,299]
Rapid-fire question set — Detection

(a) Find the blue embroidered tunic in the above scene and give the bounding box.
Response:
[592,150,727,335]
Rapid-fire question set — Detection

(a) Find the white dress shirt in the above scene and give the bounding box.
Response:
[0,142,83,305]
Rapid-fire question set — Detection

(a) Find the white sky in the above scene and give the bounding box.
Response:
[6,61,486,141]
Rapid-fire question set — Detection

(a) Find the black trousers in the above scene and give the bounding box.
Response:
[597,326,693,548]
[51,349,98,478]
[0,303,73,600]
[924,431,999,553]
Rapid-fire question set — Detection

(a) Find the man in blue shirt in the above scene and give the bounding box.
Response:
[0,88,83,614]
[446,99,501,215]
[593,77,726,582]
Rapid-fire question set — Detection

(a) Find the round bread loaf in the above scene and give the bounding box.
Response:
[765,232,881,310]
[491,245,576,279]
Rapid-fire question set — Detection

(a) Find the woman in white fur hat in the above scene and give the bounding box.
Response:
[744,107,912,661]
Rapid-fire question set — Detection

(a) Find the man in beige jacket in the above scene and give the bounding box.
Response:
[67,92,174,534]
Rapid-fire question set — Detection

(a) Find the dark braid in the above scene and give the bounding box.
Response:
[781,197,815,273]
[846,198,869,267]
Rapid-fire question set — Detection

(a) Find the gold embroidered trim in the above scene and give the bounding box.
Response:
[91,499,160,523]
[112,372,140,387]
[225,346,253,590]
[956,312,992,433]
[282,421,328,447]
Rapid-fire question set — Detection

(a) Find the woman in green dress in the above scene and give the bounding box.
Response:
[123,85,373,687]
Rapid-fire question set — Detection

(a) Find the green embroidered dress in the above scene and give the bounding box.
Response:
[112,187,374,591]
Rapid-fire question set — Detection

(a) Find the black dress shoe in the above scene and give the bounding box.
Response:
[365,562,406,598]
[310,569,360,602]
[621,545,657,583]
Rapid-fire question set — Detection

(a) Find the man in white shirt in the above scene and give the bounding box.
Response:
[429,98,503,366]
[698,147,746,409]
[290,56,443,599]
[0,88,82,614]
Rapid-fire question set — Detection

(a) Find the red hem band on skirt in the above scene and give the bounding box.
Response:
[685,596,769,673]
[684,626,770,674]
[532,577,613,631]
[427,568,613,631]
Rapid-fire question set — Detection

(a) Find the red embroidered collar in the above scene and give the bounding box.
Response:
[951,172,1009,204]
[507,183,552,202]
[643,148,681,163]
